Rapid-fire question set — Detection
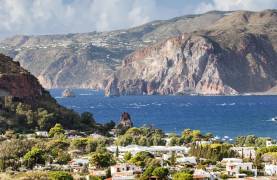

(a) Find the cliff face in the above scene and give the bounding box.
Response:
[0,54,81,131]
[105,10,277,96]
[0,11,225,89]
[0,54,44,98]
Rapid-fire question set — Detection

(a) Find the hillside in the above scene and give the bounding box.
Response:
[0,54,86,132]
[105,10,277,96]
[0,11,225,89]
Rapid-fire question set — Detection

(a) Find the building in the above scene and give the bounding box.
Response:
[107,145,189,155]
[225,160,256,177]
[90,133,105,139]
[264,164,277,176]
[221,158,243,164]
[266,140,276,147]
[193,169,214,180]
[35,131,49,137]
[230,147,256,159]
[111,164,142,180]
[69,157,89,172]
[195,140,212,146]
[176,156,197,164]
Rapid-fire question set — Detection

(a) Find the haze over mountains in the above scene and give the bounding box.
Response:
[0,10,277,95]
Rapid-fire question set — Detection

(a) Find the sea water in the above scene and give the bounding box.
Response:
[50,89,277,139]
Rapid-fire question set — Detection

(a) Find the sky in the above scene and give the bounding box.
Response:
[0,0,276,39]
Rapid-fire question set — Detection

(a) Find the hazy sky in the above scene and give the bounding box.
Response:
[0,0,276,39]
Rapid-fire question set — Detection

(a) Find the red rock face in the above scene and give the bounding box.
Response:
[105,33,277,96]
[0,74,43,98]
[0,54,45,98]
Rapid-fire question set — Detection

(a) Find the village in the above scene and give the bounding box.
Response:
[0,112,277,180]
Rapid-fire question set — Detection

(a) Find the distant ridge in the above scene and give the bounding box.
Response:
[0,10,277,96]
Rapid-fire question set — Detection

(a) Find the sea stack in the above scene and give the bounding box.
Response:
[118,112,133,129]
[62,88,75,97]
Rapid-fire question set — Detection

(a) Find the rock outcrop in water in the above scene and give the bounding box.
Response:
[117,112,133,129]
[62,88,75,97]
[105,10,277,96]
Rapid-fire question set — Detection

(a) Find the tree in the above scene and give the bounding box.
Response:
[129,151,154,167]
[49,123,65,138]
[71,138,88,152]
[169,136,180,146]
[106,167,111,178]
[143,166,155,177]
[116,146,119,157]
[124,152,132,162]
[48,171,73,180]
[89,176,101,180]
[37,108,55,130]
[0,158,5,172]
[170,151,176,166]
[23,147,45,169]
[81,112,96,125]
[90,149,114,168]
[173,172,193,180]
[152,167,169,179]
[55,151,71,165]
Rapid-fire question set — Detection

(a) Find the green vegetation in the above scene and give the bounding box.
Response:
[124,151,132,161]
[115,127,166,146]
[0,94,113,135]
[49,123,65,138]
[48,171,73,180]
[173,172,193,180]
[0,139,36,171]
[129,151,157,167]
[152,167,169,179]
[140,166,169,180]
[23,147,45,169]
[235,135,269,147]
[89,149,115,168]
[172,129,214,145]
[190,143,236,161]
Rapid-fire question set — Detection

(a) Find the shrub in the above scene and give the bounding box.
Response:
[48,171,73,180]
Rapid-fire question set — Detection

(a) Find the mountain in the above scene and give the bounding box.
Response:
[105,10,277,96]
[0,11,226,89]
[0,54,83,132]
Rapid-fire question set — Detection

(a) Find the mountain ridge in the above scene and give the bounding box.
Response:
[0,11,226,89]
[0,10,277,96]
[104,10,277,96]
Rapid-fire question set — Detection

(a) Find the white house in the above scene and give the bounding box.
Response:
[266,140,276,147]
[111,164,142,180]
[90,133,104,139]
[195,140,212,146]
[221,158,243,164]
[176,156,197,164]
[230,147,256,159]
[35,131,48,137]
[226,161,256,177]
[264,164,277,176]
[193,169,214,180]
[107,145,189,155]
[69,157,89,172]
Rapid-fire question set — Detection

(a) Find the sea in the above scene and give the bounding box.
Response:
[50,89,277,139]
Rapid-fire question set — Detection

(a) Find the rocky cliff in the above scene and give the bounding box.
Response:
[105,10,277,96]
[0,11,225,89]
[0,54,45,98]
[0,54,82,131]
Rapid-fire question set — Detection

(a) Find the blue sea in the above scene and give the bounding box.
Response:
[50,89,277,139]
